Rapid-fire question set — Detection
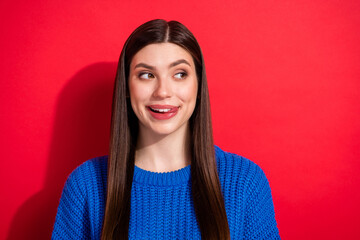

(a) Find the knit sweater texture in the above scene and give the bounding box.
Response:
[52,146,280,239]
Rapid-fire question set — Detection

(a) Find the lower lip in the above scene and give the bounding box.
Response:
[147,107,179,120]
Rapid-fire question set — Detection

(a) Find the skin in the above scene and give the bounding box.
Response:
[129,43,198,172]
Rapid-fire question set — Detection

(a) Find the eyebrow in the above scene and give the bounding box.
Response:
[134,59,191,70]
[169,59,191,68]
[134,63,155,70]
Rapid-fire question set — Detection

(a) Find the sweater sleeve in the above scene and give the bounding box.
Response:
[52,164,91,240]
[243,165,281,239]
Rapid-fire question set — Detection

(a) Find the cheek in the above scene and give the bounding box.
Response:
[129,80,151,105]
[179,80,198,104]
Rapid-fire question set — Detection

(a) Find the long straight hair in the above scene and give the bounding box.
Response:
[101,19,230,239]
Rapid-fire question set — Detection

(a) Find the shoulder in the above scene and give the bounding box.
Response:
[63,156,108,196]
[214,145,270,196]
[74,155,108,177]
[68,155,108,180]
[215,145,265,178]
[52,156,108,239]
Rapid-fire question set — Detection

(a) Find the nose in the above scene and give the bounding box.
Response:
[152,77,172,99]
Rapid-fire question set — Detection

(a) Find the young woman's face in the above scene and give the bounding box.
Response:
[129,43,198,136]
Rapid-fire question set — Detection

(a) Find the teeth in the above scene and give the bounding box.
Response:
[152,108,171,113]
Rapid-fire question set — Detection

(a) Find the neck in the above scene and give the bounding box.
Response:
[135,124,191,173]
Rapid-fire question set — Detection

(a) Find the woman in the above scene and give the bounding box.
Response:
[52,19,280,239]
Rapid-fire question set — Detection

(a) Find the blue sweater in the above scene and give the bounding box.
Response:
[52,146,280,239]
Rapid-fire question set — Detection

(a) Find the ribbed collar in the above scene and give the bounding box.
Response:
[133,164,191,186]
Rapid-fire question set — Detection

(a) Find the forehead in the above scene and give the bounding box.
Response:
[130,43,194,68]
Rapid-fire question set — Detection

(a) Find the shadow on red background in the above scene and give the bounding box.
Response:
[7,62,117,239]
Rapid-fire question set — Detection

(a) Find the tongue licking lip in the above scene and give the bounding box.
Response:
[149,107,177,113]
[147,105,179,120]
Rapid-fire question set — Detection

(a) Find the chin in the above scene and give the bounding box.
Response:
[144,121,188,137]
[150,126,181,136]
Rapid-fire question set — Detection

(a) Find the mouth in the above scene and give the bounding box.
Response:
[148,105,179,113]
[146,105,179,120]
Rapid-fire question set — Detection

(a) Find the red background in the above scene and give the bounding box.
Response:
[1,0,359,239]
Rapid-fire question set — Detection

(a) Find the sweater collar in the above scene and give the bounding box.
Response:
[133,164,191,186]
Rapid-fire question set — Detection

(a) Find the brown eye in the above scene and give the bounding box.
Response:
[174,72,187,79]
[139,72,154,79]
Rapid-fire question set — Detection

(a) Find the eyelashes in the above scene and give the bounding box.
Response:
[138,72,155,80]
[138,71,188,80]
[174,72,188,79]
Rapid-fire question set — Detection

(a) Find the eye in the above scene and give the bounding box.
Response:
[139,72,154,79]
[174,71,187,80]
[139,72,155,80]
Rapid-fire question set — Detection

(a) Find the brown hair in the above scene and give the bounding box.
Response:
[102,19,230,239]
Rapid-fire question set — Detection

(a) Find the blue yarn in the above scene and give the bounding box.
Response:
[52,146,280,239]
